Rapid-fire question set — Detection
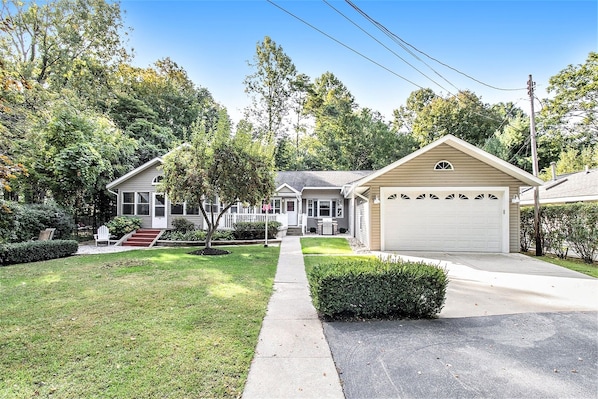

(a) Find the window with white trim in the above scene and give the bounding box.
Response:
[122,192,150,216]
[261,199,282,214]
[307,199,343,218]
[151,175,164,185]
[434,160,454,170]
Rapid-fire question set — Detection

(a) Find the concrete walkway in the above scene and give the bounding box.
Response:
[242,236,344,399]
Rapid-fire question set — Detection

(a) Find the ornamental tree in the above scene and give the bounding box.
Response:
[160,110,276,249]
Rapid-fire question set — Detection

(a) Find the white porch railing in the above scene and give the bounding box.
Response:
[219,213,287,230]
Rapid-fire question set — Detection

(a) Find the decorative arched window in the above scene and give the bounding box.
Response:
[445,193,455,200]
[400,194,410,200]
[430,194,439,200]
[387,194,397,200]
[459,194,469,200]
[488,194,498,200]
[474,194,485,200]
[152,175,164,185]
[434,160,454,171]
[416,194,426,200]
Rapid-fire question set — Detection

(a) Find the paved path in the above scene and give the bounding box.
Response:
[242,236,344,399]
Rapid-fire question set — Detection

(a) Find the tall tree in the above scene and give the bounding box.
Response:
[243,36,297,142]
[540,52,598,146]
[303,71,357,170]
[160,113,276,250]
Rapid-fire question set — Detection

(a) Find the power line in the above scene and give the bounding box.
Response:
[344,0,527,92]
[266,0,425,90]
[322,0,452,94]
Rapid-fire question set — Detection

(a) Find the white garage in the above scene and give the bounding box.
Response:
[380,187,510,253]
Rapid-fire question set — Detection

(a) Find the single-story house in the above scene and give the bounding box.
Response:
[520,164,598,205]
[106,134,542,253]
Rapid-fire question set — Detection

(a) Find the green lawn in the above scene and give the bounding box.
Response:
[0,246,279,398]
[300,237,354,255]
[525,253,598,278]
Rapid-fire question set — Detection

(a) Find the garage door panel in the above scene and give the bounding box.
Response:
[383,190,504,253]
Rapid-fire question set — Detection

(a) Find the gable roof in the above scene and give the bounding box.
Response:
[275,170,373,192]
[106,157,163,190]
[520,168,598,205]
[348,134,543,193]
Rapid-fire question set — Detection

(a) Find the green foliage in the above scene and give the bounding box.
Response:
[105,216,142,239]
[161,229,207,241]
[233,221,281,240]
[160,117,276,248]
[521,203,598,263]
[0,201,75,243]
[0,240,78,266]
[171,217,196,232]
[308,257,448,320]
[244,36,297,140]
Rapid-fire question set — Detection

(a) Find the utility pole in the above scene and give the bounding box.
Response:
[528,74,542,256]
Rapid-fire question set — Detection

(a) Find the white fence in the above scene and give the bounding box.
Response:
[219,213,287,230]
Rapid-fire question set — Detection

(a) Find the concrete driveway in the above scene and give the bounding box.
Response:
[324,252,598,398]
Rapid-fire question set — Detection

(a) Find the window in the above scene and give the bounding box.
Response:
[152,175,164,185]
[488,194,498,200]
[122,192,135,215]
[416,194,426,200]
[137,192,150,215]
[171,203,184,215]
[387,194,397,200]
[459,194,469,200]
[475,194,485,200]
[401,194,410,200]
[434,160,454,170]
[204,197,219,213]
[445,194,455,200]
[261,199,281,214]
[430,194,439,199]
[307,199,343,218]
[122,191,150,216]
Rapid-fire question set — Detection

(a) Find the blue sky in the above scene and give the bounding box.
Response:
[120,0,597,123]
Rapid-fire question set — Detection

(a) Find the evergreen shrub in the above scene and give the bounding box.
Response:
[308,257,448,320]
[0,240,79,266]
[233,221,281,240]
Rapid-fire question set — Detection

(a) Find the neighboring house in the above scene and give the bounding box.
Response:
[519,165,598,206]
[106,134,542,253]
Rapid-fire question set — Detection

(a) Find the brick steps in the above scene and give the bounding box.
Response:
[286,226,303,236]
[122,229,162,247]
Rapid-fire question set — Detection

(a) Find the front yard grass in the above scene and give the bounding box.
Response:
[525,252,598,278]
[0,246,279,398]
[300,237,354,255]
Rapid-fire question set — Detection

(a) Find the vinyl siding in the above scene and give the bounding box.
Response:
[365,144,524,252]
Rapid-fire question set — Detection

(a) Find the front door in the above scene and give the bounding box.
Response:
[152,193,168,229]
[286,199,298,226]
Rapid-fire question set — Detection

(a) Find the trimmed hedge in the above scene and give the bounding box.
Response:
[521,203,598,263]
[0,240,79,266]
[308,257,448,320]
[233,221,281,240]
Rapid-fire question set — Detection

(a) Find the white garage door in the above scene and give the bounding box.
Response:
[382,189,505,252]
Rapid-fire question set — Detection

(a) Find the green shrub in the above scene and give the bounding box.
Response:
[0,240,79,266]
[233,221,281,240]
[521,203,598,263]
[0,201,76,243]
[212,230,235,241]
[308,257,448,320]
[161,230,206,241]
[106,216,142,239]
[171,217,196,232]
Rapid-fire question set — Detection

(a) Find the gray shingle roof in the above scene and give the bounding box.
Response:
[520,168,598,203]
[275,170,373,192]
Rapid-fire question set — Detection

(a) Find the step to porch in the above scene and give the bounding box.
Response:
[122,229,162,247]
[286,226,303,236]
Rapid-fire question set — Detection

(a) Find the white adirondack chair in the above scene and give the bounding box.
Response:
[94,225,115,246]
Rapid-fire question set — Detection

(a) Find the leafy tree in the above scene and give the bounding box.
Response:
[538,146,598,180]
[32,104,135,224]
[0,154,27,192]
[303,71,358,170]
[244,36,297,141]
[540,52,598,147]
[160,114,276,249]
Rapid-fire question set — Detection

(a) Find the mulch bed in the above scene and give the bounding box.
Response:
[188,247,231,256]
